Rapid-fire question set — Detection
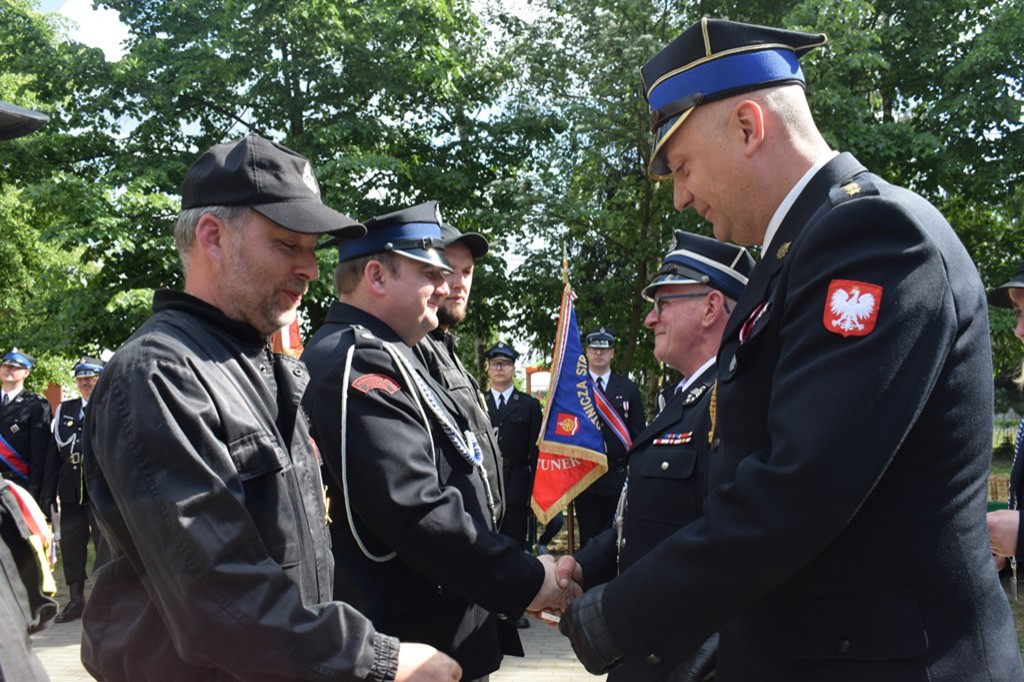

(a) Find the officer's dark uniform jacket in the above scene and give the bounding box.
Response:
[0,479,56,681]
[575,365,714,682]
[415,328,504,520]
[302,303,545,680]
[0,387,51,500]
[42,398,87,509]
[587,372,645,496]
[82,291,398,682]
[599,153,1023,680]
[485,388,542,522]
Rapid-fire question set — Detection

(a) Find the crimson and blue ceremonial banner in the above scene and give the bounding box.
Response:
[531,282,608,524]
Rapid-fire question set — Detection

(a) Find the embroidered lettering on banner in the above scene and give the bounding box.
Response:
[351,373,401,395]
[823,279,882,337]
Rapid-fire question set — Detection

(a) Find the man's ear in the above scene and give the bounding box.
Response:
[733,99,765,156]
[195,213,227,264]
[364,259,390,295]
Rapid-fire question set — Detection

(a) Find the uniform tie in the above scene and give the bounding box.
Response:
[1,393,8,407]
[498,394,507,410]
[596,377,605,392]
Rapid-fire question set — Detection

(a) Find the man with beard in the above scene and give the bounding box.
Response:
[82,134,461,682]
[302,202,579,682]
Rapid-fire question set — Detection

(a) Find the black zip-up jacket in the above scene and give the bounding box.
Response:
[82,290,398,681]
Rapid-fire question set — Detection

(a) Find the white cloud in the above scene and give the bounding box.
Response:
[59,0,131,61]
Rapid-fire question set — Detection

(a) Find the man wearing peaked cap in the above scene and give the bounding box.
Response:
[484,342,542,566]
[560,17,1023,681]
[0,349,51,501]
[82,135,463,681]
[303,203,579,680]
[575,328,646,550]
[41,357,107,624]
[568,231,752,681]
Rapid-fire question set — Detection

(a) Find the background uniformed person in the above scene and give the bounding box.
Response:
[0,348,52,502]
[573,329,645,548]
[559,18,1023,680]
[303,202,578,682]
[484,342,542,562]
[569,231,753,681]
[41,356,105,623]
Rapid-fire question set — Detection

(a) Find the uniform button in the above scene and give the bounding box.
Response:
[837,640,851,654]
[660,461,669,471]
[293,368,303,377]
[729,356,737,372]
[711,437,720,452]
[644,653,662,666]
[259,364,267,372]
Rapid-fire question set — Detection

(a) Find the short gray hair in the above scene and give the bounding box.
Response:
[173,205,253,269]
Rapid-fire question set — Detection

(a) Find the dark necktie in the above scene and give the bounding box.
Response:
[596,377,605,392]
[498,394,507,410]
[1,394,8,407]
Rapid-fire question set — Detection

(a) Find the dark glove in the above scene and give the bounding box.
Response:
[559,583,623,674]
[40,497,57,521]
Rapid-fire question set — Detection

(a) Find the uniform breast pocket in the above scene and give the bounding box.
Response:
[632,445,701,525]
[227,431,299,567]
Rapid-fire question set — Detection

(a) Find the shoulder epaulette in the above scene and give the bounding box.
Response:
[350,325,385,351]
[829,177,880,207]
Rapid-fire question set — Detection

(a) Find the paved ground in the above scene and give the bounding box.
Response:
[32,612,601,681]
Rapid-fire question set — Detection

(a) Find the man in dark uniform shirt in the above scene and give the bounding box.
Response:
[484,342,542,556]
[561,18,1023,681]
[0,349,52,502]
[303,202,578,682]
[41,356,105,623]
[573,329,645,548]
[570,231,753,681]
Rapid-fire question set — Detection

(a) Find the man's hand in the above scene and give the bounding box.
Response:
[39,497,57,522]
[395,642,461,681]
[559,583,623,674]
[527,554,582,615]
[988,509,1020,558]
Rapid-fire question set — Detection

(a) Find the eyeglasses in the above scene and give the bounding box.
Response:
[652,291,712,318]
[488,361,513,369]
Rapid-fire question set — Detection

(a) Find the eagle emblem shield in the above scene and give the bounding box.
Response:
[823,279,882,337]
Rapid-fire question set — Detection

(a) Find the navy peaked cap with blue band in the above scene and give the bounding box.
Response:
[328,200,452,273]
[73,356,105,377]
[2,348,36,370]
[642,18,827,179]
[585,328,616,349]
[485,342,519,361]
[643,230,755,301]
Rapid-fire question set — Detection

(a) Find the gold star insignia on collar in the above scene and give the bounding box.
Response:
[842,182,861,196]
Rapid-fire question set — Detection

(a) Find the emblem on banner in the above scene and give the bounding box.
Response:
[824,279,882,337]
[555,413,580,437]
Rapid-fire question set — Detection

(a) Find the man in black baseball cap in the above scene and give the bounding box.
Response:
[83,137,462,680]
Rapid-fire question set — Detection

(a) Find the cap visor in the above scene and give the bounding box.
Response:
[395,248,453,274]
[648,107,695,180]
[0,101,48,140]
[253,201,366,238]
[988,282,1024,308]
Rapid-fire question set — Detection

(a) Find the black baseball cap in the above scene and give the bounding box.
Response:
[441,223,489,258]
[988,262,1024,308]
[181,134,365,239]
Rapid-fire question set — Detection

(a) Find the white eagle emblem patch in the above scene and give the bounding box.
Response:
[823,279,882,337]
